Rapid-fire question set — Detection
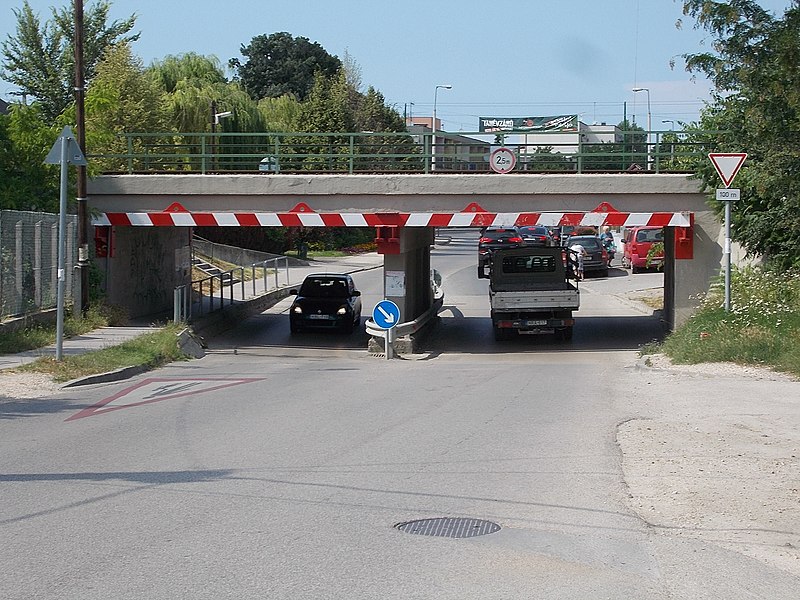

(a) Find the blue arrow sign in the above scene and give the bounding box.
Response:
[372,300,400,329]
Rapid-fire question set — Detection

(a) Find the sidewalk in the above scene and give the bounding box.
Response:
[0,253,383,373]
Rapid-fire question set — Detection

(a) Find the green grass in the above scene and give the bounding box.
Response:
[653,266,800,377]
[0,307,108,354]
[16,322,190,382]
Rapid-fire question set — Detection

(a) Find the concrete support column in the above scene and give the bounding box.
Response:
[381,227,434,323]
[104,227,192,318]
[673,211,723,328]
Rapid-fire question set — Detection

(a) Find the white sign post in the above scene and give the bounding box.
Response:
[709,152,747,312]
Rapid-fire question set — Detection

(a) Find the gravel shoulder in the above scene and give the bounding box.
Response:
[617,354,800,578]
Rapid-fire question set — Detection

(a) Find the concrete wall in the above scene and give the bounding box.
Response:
[97,227,192,319]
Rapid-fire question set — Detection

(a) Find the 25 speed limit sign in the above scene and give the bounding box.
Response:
[489,147,517,174]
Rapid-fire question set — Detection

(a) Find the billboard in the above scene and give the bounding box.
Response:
[479,115,578,133]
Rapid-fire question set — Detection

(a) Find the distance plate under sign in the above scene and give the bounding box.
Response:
[716,188,740,201]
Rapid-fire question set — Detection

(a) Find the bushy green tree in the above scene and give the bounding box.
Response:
[1,0,138,121]
[230,32,341,102]
[681,0,800,269]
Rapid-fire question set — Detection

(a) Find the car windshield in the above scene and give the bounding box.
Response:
[483,229,517,240]
[572,237,600,250]
[518,227,548,236]
[299,278,349,298]
[636,229,663,243]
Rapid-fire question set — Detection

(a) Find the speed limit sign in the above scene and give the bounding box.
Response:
[489,147,517,174]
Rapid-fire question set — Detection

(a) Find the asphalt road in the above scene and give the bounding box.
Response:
[2,231,796,599]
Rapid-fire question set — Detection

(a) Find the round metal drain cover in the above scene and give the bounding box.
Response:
[395,517,500,538]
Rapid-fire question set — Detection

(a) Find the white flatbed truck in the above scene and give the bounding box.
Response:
[478,246,580,341]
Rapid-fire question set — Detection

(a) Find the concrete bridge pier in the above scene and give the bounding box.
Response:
[379,227,435,324]
[96,226,192,319]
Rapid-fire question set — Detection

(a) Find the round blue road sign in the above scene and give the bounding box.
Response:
[372,300,400,329]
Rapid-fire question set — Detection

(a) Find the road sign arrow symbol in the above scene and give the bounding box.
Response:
[377,305,395,323]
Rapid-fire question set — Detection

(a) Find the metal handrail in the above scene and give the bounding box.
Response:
[173,256,290,323]
[91,129,722,175]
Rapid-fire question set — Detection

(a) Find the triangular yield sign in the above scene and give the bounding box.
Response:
[708,153,747,188]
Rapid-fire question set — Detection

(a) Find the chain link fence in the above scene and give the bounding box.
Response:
[0,209,78,320]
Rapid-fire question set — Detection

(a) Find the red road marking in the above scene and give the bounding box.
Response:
[65,377,265,422]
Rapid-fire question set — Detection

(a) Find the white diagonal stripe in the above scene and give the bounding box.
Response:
[341,213,368,227]
[170,213,197,226]
[212,213,240,226]
[255,213,282,226]
[298,213,325,226]
[406,213,433,226]
[128,213,155,226]
[491,213,520,227]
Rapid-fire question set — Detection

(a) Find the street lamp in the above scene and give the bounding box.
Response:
[632,87,651,169]
[661,119,675,130]
[432,84,452,172]
[210,100,233,171]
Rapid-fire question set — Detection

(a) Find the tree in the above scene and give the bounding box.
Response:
[1,0,138,121]
[0,104,63,212]
[681,0,800,269]
[85,42,170,171]
[230,32,341,102]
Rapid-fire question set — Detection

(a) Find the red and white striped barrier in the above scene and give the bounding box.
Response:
[93,210,691,228]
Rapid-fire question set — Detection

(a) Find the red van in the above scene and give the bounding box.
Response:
[622,226,664,273]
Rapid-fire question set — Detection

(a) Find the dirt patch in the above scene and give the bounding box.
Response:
[618,354,800,577]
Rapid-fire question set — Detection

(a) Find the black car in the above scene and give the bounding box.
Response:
[517,225,554,247]
[478,227,523,267]
[289,274,362,334]
[567,235,609,276]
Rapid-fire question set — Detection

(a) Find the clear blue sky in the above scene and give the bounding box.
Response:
[0,0,793,130]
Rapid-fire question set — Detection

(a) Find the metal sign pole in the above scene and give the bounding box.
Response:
[55,135,69,360]
[45,126,88,360]
[724,200,732,312]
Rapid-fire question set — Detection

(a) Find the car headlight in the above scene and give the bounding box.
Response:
[337,306,348,315]
[292,305,303,314]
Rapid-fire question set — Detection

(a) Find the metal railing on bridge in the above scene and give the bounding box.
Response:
[93,129,720,175]
[174,256,290,323]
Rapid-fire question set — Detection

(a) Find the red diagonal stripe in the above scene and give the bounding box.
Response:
[149,213,175,226]
[514,213,542,226]
[105,213,132,226]
[321,213,346,227]
[236,213,261,226]
[427,214,453,227]
[603,212,629,227]
[646,213,673,227]
[560,213,585,226]
[192,213,218,227]
[470,213,497,227]
[278,213,303,227]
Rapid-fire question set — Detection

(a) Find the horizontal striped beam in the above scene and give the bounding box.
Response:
[93,211,692,228]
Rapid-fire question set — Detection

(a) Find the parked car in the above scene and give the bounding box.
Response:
[622,226,664,273]
[566,235,609,277]
[289,274,362,334]
[478,227,524,268]
[517,225,554,247]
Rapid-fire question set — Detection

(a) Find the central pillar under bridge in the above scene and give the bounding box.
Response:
[375,226,435,324]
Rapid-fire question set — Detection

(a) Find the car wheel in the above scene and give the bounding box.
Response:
[632,265,641,274]
[601,268,609,277]
[290,322,301,334]
[494,326,513,341]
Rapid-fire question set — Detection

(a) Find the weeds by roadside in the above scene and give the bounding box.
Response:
[652,266,800,377]
[0,307,109,354]
[16,322,189,382]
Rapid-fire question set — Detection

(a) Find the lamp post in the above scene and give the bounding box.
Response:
[210,101,232,170]
[632,87,651,169]
[432,84,452,172]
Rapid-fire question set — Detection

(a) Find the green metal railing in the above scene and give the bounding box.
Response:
[91,129,719,175]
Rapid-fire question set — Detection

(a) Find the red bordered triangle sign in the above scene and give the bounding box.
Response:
[708,153,747,188]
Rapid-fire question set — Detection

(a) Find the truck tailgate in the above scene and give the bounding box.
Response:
[491,289,579,311]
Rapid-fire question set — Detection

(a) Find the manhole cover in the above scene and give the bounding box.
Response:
[394,517,501,538]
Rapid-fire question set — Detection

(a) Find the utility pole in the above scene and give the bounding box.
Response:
[74,0,89,313]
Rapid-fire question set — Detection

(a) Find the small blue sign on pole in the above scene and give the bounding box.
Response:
[372,300,400,330]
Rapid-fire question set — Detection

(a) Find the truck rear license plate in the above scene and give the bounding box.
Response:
[525,320,547,326]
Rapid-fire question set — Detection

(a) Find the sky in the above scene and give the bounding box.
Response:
[0,0,794,131]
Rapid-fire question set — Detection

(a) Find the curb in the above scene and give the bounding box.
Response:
[61,364,151,388]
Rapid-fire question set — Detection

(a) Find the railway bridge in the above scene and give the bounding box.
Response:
[87,172,722,332]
